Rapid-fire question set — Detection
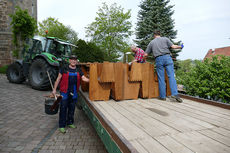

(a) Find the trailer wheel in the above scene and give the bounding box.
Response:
[6,62,26,83]
[28,58,58,90]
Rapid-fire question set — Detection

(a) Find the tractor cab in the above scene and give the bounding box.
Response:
[23,36,75,62]
[44,37,75,58]
[7,35,77,90]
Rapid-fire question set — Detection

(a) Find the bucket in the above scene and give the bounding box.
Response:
[45,98,59,115]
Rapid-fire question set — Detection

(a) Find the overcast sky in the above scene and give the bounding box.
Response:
[37,0,230,60]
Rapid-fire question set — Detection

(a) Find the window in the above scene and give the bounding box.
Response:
[65,45,72,56]
[45,39,54,53]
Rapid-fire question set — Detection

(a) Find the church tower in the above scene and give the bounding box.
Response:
[0,0,37,66]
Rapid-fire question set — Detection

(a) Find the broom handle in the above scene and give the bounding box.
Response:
[46,71,57,100]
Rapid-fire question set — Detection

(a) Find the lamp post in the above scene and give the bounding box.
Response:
[125,52,132,63]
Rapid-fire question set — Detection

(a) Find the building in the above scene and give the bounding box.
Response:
[0,0,37,67]
[204,46,230,60]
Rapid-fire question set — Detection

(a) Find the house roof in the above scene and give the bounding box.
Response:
[204,46,230,59]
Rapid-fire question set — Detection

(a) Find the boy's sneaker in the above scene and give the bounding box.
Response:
[59,128,66,133]
[68,124,76,128]
[170,95,183,103]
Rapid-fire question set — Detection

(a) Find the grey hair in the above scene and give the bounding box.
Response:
[131,45,136,50]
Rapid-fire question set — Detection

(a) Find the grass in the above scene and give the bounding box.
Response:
[0,65,8,74]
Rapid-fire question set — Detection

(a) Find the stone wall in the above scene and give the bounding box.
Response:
[0,0,12,66]
[0,32,12,66]
[0,0,37,67]
[0,0,9,32]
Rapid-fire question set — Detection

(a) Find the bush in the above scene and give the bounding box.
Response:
[179,56,230,103]
[0,65,8,74]
[10,6,37,58]
[175,59,194,84]
[73,39,105,63]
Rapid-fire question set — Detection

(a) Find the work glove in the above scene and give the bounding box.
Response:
[181,43,184,49]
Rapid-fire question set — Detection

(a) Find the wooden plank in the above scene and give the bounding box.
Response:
[97,102,147,141]
[115,100,181,135]
[127,99,207,132]
[223,126,230,131]
[181,98,230,115]
[155,135,194,153]
[181,101,230,120]
[89,63,111,101]
[111,63,140,100]
[137,99,215,129]
[171,131,230,153]
[128,140,149,153]
[179,94,230,110]
[147,98,230,128]
[198,129,230,147]
[96,102,149,153]
[129,62,142,81]
[99,62,115,83]
[96,102,170,152]
[111,62,124,100]
[211,127,230,138]
[154,98,230,128]
[95,102,131,139]
[81,65,89,92]
[136,138,171,153]
[139,63,150,98]
[108,100,178,137]
[123,64,140,100]
[148,64,159,98]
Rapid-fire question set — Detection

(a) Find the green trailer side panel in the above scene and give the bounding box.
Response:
[78,95,122,153]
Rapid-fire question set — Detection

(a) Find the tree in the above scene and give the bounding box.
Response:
[73,39,105,63]
[175,59,194,84]
[85,2,133,62]
[136,0,181,63]
[10,6,37,58]
[180,56,230,103]
[38,17,78,44]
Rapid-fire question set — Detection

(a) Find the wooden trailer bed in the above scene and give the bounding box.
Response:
[79,90,230,153]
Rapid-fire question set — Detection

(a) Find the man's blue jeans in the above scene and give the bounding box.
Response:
[155,54,178,98]
[59,92,77,128]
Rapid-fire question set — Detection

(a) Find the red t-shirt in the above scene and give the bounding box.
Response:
[135,48,146,63]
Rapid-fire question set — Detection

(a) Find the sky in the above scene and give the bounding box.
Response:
[37,0,230,60]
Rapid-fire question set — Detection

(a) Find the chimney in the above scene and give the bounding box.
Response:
[212,48,215,54]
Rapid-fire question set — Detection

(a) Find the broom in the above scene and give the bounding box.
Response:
[47,71,62,111]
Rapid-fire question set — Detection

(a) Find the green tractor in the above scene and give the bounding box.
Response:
[6,36,76,90]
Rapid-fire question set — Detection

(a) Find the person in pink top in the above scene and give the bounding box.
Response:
[131,45,147,63]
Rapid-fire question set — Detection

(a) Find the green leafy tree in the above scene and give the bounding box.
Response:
[10,6,37,58]
[175,59,194,84]
[38,17,78,44]
[73,39,105,63]
[85,2,132,62]
[181,56,230,103]
[136,0,181,64]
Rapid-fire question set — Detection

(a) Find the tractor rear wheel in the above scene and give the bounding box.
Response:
[6,62,26,83]
[28,58,58,90]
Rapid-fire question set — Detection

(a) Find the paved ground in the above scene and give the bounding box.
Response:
[0,74,107,153]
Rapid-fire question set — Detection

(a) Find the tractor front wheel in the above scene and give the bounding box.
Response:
[6,62,26,83]
[28,58,58,90]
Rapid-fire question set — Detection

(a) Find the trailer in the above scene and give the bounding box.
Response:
[78,62,230,153]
